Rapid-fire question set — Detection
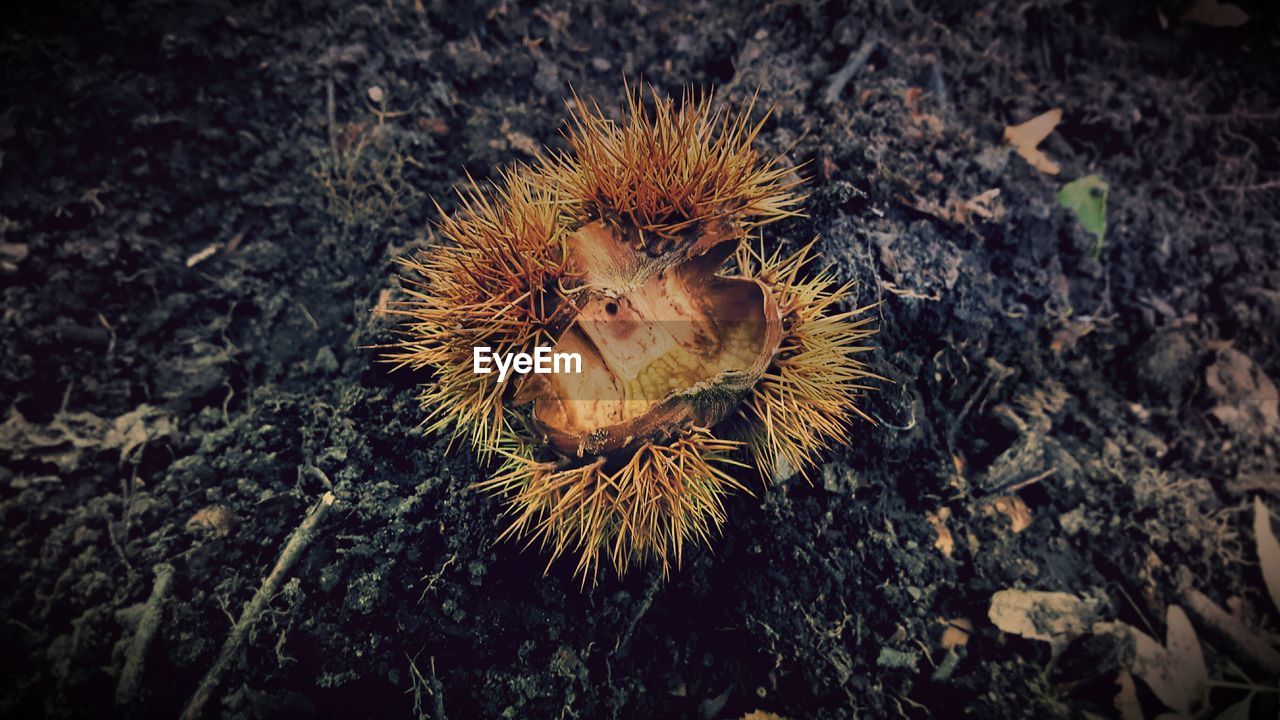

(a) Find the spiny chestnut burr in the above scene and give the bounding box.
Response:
[386,88,878,580]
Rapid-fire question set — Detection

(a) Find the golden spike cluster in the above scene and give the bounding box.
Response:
[388,86,878,581]
[545,86,805,236]
[478,431,747,581]
[735,239,881,479]
[384,166,568,453]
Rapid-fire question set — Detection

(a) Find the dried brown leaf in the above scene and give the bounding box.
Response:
[0,405,174,471]
[1163,606,1207,710]
[1094,613,1205,717]
[989,589,1099,656]
[1004,109,1063,175]
[1114,671,1143,720]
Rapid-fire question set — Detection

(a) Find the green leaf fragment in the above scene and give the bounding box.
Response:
[1056,174,1109,259]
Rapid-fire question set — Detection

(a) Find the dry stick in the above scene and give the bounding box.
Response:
[116,563,176,705]
[930,60,950,113]
[987,467,1057,497]
[823,33,880,106]
[1181,588,1280,677]
[407,653,447,720]
[326,76,337,157]
[180,491,337,720]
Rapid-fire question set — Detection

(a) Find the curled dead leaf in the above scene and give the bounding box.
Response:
[105,405,177,465]
[1163,606,1207,712]
[1004,108,1063,175]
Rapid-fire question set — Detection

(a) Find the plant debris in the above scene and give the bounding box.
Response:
[1056,174,1109,258]
[1205,348,1280,438]
[1004,108,1063,175]
[988,589,1100,657]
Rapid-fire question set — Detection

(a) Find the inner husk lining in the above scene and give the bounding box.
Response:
[525,220,780,455]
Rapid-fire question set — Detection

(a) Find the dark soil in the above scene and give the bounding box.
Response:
[2,1,1279,718]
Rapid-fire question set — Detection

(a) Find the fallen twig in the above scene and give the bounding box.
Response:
[180,491,336,720]
[987,467,1057,496]
[115,563,176,705]
[823,33,880,106]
